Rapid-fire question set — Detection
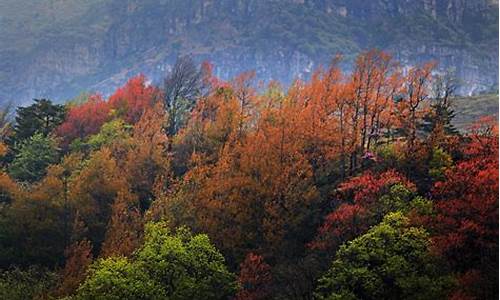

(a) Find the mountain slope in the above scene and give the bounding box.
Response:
[0,0,498,104]
[452,93,499,130]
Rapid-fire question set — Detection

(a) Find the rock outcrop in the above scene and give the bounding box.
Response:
[0,0,497,104]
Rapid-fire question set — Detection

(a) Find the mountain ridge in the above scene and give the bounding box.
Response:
[0,0,498,104]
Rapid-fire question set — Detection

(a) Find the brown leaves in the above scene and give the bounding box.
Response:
[54,239,93,297]
[100,189,143,258]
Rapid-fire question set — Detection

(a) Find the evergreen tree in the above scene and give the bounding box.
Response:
[12,99,66,143]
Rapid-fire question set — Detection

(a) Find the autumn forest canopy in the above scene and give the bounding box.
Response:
[0,50,497,299]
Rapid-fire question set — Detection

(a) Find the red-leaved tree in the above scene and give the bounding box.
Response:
[432,119,498,300]
[310,170,415,251]
[56,94,111,146]
[108,74,160,124]
[236,253,273,300]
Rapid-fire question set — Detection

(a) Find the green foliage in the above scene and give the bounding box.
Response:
[137,223,237,299]
[0,16,496,297]
[68,117,132,153]
[68,138,87,153]
[86,119,132,151]
[428,147,453,181]
[8,133,59,182]
[12,99,66,142]
[76,222,237,300]
[76,257,165,300]
[0,266,56,300]
[316,212,453,300]
[373,143,405,170]
[377,184,414,216]
[408,196,434,217]
[375,184,433,220]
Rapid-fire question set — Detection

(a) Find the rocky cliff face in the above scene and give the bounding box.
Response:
[0,0,497,104]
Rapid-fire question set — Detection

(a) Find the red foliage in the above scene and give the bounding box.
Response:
[236,253,273,300]
[432,129,498,260]
[56,75,160,146]
[56,94,111,145]
[310,170,414,252]
[432,122,498,299]
[448,270,482,300]
[338,169,415,206]
[309,204,368,251]
[108,74,160,124]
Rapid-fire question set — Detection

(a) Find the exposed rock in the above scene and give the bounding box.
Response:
[0,0,497,104]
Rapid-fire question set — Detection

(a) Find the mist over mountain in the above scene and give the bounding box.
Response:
[0,0,498,104]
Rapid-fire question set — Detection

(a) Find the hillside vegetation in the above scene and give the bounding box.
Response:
[0,51,497,299]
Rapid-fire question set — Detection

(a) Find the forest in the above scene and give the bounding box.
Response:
[0,50,497,299]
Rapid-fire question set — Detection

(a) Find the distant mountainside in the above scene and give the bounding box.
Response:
[0,0,498,104]
[452,93,499,130]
